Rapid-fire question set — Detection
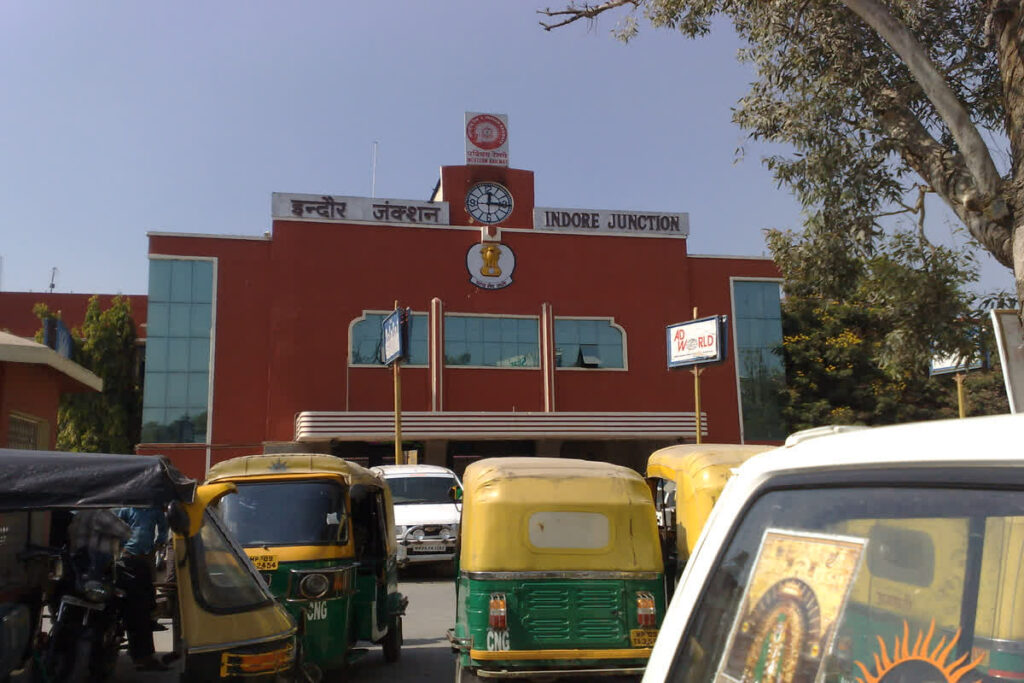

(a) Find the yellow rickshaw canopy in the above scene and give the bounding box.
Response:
[460,457,662,573]
[645,443,771,487]
[205,453,397,556]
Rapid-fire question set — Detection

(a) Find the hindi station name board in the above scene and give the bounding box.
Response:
[667,315,728,368]
[534,207,689,238]
[272,193,449,225]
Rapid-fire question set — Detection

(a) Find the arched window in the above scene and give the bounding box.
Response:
[554,318,625,369]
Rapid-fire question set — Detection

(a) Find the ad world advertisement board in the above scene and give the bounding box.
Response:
[667,315,728,368]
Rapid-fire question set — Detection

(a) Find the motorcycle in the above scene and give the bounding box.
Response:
[42,511,129,683]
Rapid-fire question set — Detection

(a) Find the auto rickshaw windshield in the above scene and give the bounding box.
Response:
[190,508,276,612]
[216,480,348,546]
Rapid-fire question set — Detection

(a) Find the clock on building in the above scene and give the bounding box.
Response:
[465,182,514,224]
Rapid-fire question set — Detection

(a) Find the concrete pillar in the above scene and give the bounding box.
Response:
[423,439,449,467]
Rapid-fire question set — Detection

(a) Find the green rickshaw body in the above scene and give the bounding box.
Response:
[206,454,405,676]
[452,457,665,679]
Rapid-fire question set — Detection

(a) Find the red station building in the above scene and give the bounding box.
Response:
[135,115,785,479]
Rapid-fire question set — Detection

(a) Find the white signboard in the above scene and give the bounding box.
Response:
[466,242,515,290]
[534,207,689,238]
[929,352,983,376]
[272,193,449,225]
[667,316,727,368]
[465,112,509,167]
[992,309,1024,413]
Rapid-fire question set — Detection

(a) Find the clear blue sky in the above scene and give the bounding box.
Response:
[0,1,1011,295]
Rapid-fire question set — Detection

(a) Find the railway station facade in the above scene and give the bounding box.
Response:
[136,117,785,478]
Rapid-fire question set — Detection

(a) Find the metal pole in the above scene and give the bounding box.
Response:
[393,300,403,464]
[955,372,966,418]
[692,307,702,444]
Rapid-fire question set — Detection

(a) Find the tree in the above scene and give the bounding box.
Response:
[770,226,1009,429]
[540,1,1024,308]
[34,296,142,453]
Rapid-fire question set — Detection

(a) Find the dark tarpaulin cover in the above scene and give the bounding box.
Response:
[0,448,196,511]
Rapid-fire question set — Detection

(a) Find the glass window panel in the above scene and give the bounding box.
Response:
[167,339,189,372]
[170,261,193,303]
[445,316,466,342]
[517,319,537,343]
[142,407,166,428]
[147,303,169,337]
[483,342,501,366]
[148,261,172,303]
[602,344,623,368]
[578,320,599,344]
[465,317,482,342]
[143,372,166,406]
[168,304,190,336]
[190,304,212,336]
[499,342,518,366]
[500,318,516,340]
[191,261,214,303]
[733,280,784,441]
[446,342,470,366]
[187,372,209,408]
[599,325,620,345]
[555,320,578,344]
[410,315,427,341]
[146,338,168,372]
[189,339,210,371]
[166,373,188,407]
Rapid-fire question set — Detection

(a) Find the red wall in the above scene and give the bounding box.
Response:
[1,362,76,449]
[145,166,780,461]
[0,293,146,339]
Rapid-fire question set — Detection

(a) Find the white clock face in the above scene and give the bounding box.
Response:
[465,182,513,224]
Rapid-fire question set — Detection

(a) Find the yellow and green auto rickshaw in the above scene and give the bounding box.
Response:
[449,457,666,681]
[645,443,771,590]
[205,453,406,681]
[0,448,297,683]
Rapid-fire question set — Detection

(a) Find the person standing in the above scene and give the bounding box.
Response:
[114,505,169,671]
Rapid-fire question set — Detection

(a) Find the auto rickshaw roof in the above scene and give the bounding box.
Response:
[205,453,384,488]
[459,457,662,572]
[646,443,772,484]
[0,448,196,511]
[463,457,649,503]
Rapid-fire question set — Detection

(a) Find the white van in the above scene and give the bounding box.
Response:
[372,464,462,567]
[642,412,1024,683]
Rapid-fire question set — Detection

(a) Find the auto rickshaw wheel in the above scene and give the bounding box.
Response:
[454,655,483,682]
[382,616,402,663]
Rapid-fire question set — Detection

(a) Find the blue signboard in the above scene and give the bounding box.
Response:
[381,309,408,365]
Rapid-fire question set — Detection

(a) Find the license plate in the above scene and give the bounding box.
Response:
[251,554,279,570]
[630,629,658,647]
[409,544,448,553]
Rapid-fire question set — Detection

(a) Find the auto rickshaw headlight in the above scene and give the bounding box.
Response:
[299,573,330,599]
[441,525,457,540]
[412,528,425,541]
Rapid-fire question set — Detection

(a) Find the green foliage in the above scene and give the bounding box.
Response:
[770,228,1009,430]
[34,296,142,453]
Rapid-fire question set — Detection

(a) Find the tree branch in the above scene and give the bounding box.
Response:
[538,0,639,31]
[842,0,1008,221]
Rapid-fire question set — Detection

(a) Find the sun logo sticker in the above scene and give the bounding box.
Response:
[853,620,984,683]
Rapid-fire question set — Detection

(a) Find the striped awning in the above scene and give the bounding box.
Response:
[294,411,704,442]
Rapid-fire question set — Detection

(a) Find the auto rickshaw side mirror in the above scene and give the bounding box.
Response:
[166,500,190,536]
[181,482,238,537]
[449,485,463,502]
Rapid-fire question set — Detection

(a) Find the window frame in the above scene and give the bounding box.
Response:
[553,316,627,371]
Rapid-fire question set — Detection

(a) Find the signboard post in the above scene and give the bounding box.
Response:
[929,350,985,418]
[382,304,409,465]
[666,310,729,444]
[991,309,1024,413]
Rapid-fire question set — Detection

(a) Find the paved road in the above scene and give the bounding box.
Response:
[113,565,455,682]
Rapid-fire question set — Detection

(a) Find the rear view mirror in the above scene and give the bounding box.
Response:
[166,501,190,535]
[449,485,463,502]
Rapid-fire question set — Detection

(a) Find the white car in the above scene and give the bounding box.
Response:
[643,412,1024,683]
[372,464,462,567]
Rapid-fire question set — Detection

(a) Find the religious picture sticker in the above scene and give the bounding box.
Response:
[715,529,866,683]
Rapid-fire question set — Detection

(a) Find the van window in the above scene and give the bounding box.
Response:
[386,475,457,505]
[666,487,1024,683]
